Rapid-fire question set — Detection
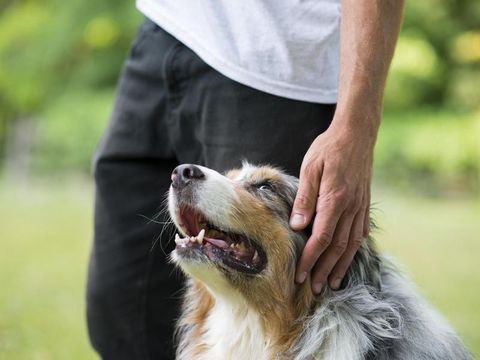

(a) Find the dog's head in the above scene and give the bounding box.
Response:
[168,162,307,301]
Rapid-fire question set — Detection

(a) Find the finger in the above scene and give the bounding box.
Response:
[363,187,371,236]
[289,162,323,230]
[329,208,365,290]
[363,205,370,236]
[310,211,355,293]
[295,200,343,284]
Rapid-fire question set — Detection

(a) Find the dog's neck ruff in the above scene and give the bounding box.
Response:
[175,252,404,360]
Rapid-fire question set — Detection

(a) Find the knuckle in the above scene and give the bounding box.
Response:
[352,197,364,210]
[295,193,313,210]
[337,189,364,213]
[301,160,319,178]
[335,188,349,202]
[332,240,348,255]
[312,232,333,248]
[325,189,349,208]
[351,236,364,248]
[344,203,360,216]
[318,192,344,211]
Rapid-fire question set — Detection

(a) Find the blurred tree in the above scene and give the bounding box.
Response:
[0,0,478,189]
[385,0,480,110]
[0,0,141,174]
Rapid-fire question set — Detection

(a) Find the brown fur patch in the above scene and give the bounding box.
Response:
[181,280,215,357]
[227,184,315,353]
[225,169,241,179]
[249,167,284,183]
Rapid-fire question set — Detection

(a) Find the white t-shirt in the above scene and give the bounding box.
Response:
[136,0,341,104]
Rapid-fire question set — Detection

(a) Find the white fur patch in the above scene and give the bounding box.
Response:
[194,166,240,231]
[177,294,272,360]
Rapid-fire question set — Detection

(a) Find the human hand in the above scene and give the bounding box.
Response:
[290,123,375,294]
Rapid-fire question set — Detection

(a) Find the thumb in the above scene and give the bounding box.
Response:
[290,164,322,230]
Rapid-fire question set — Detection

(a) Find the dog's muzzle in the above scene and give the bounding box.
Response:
[171,164,205,189]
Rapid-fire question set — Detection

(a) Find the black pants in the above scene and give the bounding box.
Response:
[87,19,335,360]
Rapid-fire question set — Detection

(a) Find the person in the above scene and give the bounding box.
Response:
[86,0,405,359]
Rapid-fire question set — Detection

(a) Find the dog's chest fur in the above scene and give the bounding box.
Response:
[202,299,271,360]
[175,282,273,360]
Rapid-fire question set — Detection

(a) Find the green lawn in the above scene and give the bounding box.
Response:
[0,181,97,360]
[373,189,480,357]
[0,181,479,359]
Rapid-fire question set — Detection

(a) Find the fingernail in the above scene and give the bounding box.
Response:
[296,271,307,284]
[290,213,304,227]
[331,278,342,290]
[313,282,323,294]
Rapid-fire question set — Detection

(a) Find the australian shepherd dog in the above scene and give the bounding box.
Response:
[168,163,471,360]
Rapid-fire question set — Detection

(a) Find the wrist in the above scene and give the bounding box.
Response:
[333,72,385,140]
[328,109,380,150]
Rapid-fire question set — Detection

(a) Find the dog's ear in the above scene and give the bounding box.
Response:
[280,174,299,208]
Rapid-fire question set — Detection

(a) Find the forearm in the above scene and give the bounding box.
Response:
[332,0,405,140]
[292,0,405,290]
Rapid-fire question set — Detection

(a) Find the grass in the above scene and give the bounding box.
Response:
[0,180,479,359]
[373,188,480,356]
[0,181,97,360]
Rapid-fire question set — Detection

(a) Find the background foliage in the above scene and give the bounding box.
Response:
[1,0,479,193]
[0,0,479,359]
[0,0,480,193]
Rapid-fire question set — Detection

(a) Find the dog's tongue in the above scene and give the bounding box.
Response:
[205,237,256,262]
[204,237,229,249]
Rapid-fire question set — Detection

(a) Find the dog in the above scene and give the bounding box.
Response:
[168,163,472,360]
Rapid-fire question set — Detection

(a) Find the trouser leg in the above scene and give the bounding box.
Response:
[88,158,180,360]
[86,20,182,360]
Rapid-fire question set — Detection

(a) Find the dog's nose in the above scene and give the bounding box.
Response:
[171,164,205,188]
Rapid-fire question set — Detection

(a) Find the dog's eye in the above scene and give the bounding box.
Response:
[257,182,274,192]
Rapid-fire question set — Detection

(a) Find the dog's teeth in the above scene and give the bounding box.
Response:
[175,234,190,246]
[253,250,259,262]
[230,243,235,248]
[237,242,247,251]
[197,229,205,244]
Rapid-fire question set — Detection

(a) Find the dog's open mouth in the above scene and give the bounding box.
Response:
[174,205,266,274]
